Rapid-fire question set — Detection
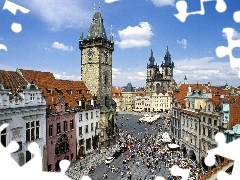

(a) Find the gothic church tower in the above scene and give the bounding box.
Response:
[79,10,117,148]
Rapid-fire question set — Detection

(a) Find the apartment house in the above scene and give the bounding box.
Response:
[17,69,100,171]
[0,71,47,170]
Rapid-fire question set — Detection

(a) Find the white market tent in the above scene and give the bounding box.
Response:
[168,144,180,149]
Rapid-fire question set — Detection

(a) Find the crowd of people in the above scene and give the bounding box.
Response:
[104,116,208,180]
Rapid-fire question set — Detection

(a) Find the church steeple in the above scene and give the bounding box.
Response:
[149,49,155,66]
[164,46,171,65]
[87,11,107,39]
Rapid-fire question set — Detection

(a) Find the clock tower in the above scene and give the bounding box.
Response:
[79,10,117,148]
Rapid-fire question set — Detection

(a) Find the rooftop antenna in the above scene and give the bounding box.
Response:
[98,2,101,12]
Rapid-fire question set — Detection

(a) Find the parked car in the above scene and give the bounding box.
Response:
[112,150,121,159]
[105,157,114,165]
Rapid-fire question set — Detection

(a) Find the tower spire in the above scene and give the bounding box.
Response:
[80,22,83,40]
[110,24,113,42]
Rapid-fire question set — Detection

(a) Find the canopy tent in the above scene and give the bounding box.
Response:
[168,144,180,149]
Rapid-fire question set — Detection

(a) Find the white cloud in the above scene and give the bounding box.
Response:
[222,28,240,40]
[52,42,74,51]
[173,57,240,86]
[177,39,187,49]
[53,72,80,80]
[15,0,92,30]
[115,22,154,49]
[112,68,121,75]
[151,0,175,7]
[127,76,146,81]
[137,72,146,77]
[105,0,120,3]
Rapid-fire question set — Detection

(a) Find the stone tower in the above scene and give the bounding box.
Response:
[146,49,159,96]
[160,46,175,90]
[79,10,117,148]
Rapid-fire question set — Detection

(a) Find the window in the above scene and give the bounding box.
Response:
[79,139,84,146]
[49,125,53,137]
[79,114,82,121]
[203,116,205,122]
[214,120,218,126]
[70,120,74,130]
[104,74,108,85]
[63,121,68,132]
[79,126,82,135]
[208,129,212,139]
[85,113,88,120]
[26,121,40,141]
[26,150,32,163]
[208,118,212,125]
[30,93,35,101]
[91,112,93,119]
[91,123,94,131]
[65,103,70,108]
[202,127,205,135]
[85,125,88,133]
[77,90,82,94]
[71,153,74,161]
[57,123,61,134]
[0,127,7,147]
[47,89,52,94]
[67,90,72,95]
[96,122,98,129]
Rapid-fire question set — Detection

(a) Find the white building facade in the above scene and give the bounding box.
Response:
[0,84,47,169]
[75,105,100,158]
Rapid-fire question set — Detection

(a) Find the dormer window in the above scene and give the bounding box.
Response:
[47,89,52,94]
[77,90,82,94]
[67,90,72,95]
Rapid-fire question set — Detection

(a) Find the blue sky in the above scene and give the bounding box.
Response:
[0,0,240,87]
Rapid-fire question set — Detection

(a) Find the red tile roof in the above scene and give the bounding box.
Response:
[18,69,93,113]
[0,70,28,96]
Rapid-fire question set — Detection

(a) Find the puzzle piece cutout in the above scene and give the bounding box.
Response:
[174,0,227,22]
[0,0,30,51]
[205,132,240,180]
[0,123,91,180]
[216,25,240,77]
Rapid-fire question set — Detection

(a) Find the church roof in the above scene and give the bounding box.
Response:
[87,11,107,39]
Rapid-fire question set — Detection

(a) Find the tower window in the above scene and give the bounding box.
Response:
[104,74,108,85]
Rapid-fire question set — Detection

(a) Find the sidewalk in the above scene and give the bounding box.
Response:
[65,146,118,180]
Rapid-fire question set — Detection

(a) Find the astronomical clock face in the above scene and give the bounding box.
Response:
[87,49,93,59]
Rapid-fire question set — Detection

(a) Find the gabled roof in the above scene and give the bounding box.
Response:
[0,70,28,96]
[18,69,93,113]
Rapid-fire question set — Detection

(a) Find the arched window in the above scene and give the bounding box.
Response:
[149,70,152,77]
[55,134,69,157]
